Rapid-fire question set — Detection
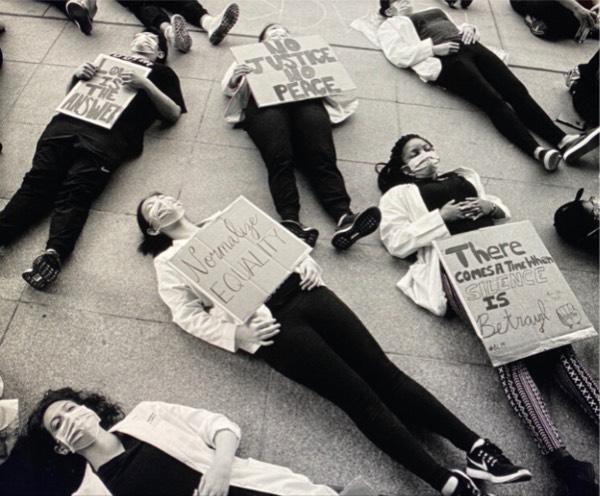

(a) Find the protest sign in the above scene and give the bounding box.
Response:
[57,54,151,129]
[167,197,312,323]
[434,221,596,366]
[230,35,356,107]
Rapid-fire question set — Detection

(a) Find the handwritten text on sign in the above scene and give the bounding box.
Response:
[434,221,596,366]
[167,197,311,323]
[57,54,151,129]
[231,36,356,107]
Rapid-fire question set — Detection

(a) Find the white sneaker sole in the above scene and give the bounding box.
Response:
[467,467,532,484]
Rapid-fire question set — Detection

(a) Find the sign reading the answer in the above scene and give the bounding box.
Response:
[231,35,356,107]
[57,53,151,129]
[167,197,312,323]
[434,221,596,366]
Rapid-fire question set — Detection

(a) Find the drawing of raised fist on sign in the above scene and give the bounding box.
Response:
[556,303,582,330]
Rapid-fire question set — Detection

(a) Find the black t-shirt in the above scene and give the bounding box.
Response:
[47,54,187,161]
[417,173,494,235]
[96,433,201,496]
[409,8,461,45]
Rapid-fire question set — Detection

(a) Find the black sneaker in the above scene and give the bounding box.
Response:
[467,439,532,484]
[449,470,494,496]
[331,207,381,250]
[560,128,600,164]
[22,250,62,290]
[537,148,561,172]
[461,0,474,8]
[552,455,599,496]
[66,0,93,35]
[445,0,458,7]
[281,220,319,247]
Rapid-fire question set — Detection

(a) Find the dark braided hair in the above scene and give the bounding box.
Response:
[376,134,433,194]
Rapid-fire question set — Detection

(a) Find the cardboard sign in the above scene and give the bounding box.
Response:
[167,197,312,323]
[57,54,151,129]
[434,221,596,366]
[231,35,356,107]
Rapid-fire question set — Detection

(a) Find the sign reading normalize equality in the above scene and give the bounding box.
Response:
[167,197,312,323]
[57,54,151,129]
[230,35,356,107]
[434,221,596,366]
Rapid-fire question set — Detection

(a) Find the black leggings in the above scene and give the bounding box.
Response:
[435,43,566,156]
[509,0,583,40]
[258,285,480,491]
[117,0,208,30]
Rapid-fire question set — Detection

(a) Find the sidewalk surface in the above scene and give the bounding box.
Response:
[0,1,598,495]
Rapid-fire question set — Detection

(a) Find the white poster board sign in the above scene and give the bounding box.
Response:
[231,35,356,107]
[167,197,312,323]
[57,54,151,129]
[434,221,596,366]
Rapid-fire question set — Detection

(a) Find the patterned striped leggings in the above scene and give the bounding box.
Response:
[442,272,600,456]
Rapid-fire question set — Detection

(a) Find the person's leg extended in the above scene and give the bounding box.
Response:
[290,99,351,222]
[0,134,75,249]
[153,0,207,27]
[45,150,116,261]
[117,1,170,31]
[244,98,301,223]
[258,293,454,492]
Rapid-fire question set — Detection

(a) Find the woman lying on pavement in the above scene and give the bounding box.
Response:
[221,24,381,250]
[353,0,600,172]
[377,133,600,496]
[135,192,531,496]
[25,387,338,495]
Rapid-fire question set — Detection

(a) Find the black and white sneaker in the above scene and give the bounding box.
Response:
[331,207,381,250]
[560,128,600,164]
[537,148,561,172]
[22,250,62,290]
[170,14,192,52]
[448,470,494,496]
[208,3,239,45]
[66,0,94,35]
[467,439,532,484]
[281,220,319,247]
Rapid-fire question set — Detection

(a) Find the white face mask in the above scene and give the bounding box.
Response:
[55,405,101,453]
[147,196,185,232]
[403,150,440,179]
[265,27,289,40]
[131,32,159,55]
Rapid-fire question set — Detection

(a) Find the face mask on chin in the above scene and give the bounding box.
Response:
[54,405,101,454]
[402,150,440,179]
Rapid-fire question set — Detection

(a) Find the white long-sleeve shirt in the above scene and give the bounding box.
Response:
[75,402,337,496]
[154,234,322,354]
[378,168,510,316]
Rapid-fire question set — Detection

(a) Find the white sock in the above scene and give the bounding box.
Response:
[441,475,459,496]
[200,14,213,31]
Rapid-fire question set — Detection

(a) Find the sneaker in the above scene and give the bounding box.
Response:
[461,0,474,8]
[281,220,319,247]
[560,128,600,164]
[331,207,381,250]
[524,15,547,37]
[448,470,494,496]
[66,0,93,35]
[552,455,599,496]
[22,250,62,290]
[467,439,532,484]
[208,3,239,45]
[537,148,561,172]
[445,0,458,7]
[169,14,192,53]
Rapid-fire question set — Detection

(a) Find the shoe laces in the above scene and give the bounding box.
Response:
[477,442,509,466]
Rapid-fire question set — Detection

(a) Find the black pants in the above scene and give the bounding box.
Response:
[509,0,582,39]
[244,97,351,223]
[0,125,120,260]
[435,42,566,156]
[117,0,208,29]
[259,285,480,491]
[572,51,599,127]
